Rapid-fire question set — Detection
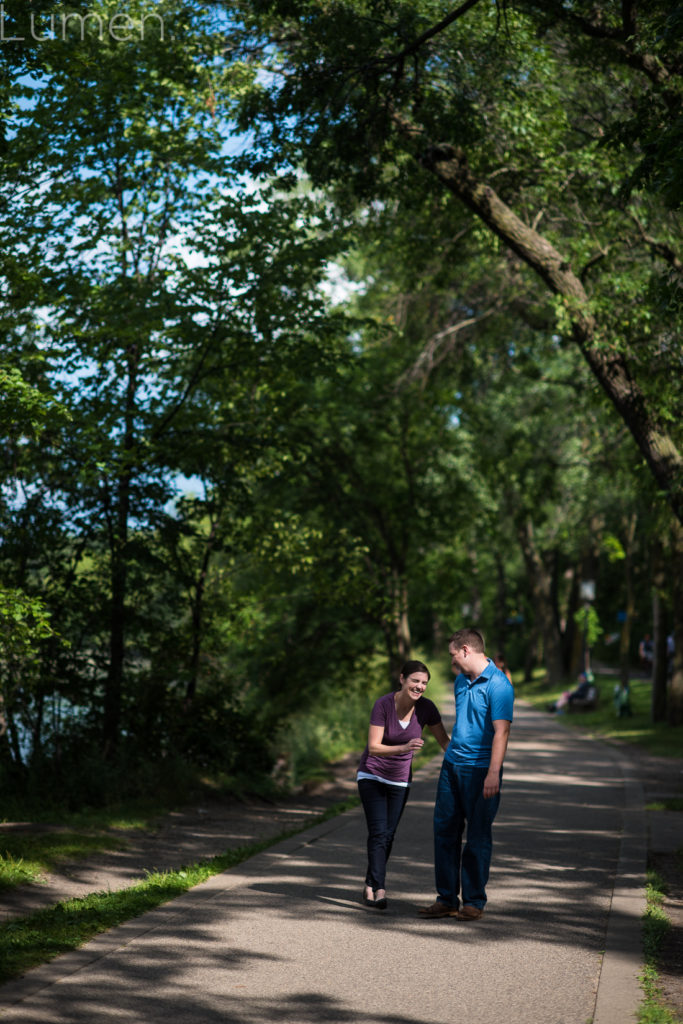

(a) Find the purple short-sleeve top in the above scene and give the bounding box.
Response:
[356,692,441,785]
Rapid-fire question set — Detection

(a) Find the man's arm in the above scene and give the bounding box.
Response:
[483,719,511,799]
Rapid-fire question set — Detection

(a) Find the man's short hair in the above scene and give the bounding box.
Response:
[448,628,485,652]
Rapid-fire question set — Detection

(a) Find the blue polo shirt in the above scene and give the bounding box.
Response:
[444,658,514,768]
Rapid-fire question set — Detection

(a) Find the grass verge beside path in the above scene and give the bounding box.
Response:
[0,795,358,986]
[0,796,190,890]
[0,783,288,893]
[639,870,683,1024]
[0,832,129,891]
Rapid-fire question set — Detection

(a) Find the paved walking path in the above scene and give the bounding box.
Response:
[0,703,667,1024]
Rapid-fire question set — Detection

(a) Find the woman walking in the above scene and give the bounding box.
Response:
[357,660,449,909]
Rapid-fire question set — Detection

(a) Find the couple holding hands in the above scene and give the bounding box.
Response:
[357,627,514,919]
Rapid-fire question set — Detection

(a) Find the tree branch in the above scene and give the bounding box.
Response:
[522,0,676,89]
[621,0,636,42]
[630,213,683,279]
[390,0,484,63]
[400,307,498,387]
[391,111,683,523]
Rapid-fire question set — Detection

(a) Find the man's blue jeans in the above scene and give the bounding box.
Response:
[433,760,501,909]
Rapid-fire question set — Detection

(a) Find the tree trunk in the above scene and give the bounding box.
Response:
[652,587,669,722]
[667,525,683,725]
[5,694,24,768]
[394,570,411,672]
[103,342,138,756]
[186,517,219,704]
[523,621,539,682]
[30,689,45,757]
[103,520,127,757]
[562,567,580,676]
[516,519,565,685]
[432,613,446,654]
[493,551,508,659]
[382,568,412,684]
[619,514,637,689]
[651,545,669,722]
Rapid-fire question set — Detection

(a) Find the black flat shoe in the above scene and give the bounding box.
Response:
[373,892,387,910]
[363,888,375,907]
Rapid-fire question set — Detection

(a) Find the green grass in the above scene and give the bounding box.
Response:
[515,671,683,759]
[0,791,184,831]
[647,799,683,813]
[0,831,127,890]
[0,795,358,985]
[638,870,682,1024]
[0,794,195,893]
[0,768,289,828]
[0,767,300,896]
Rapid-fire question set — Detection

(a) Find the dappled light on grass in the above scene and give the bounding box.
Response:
[0,832,128,891]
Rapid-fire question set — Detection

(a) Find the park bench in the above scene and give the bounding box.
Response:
[567,685,599,711]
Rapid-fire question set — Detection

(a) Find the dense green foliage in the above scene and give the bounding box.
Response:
[0,0,681,812]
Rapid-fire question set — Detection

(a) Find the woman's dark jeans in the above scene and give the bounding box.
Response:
[358,778,409,891]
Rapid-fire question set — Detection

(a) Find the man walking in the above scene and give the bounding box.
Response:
[419,628,514,921]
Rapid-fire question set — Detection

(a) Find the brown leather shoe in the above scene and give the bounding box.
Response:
[418,901,459,918]
[457,904,484,920]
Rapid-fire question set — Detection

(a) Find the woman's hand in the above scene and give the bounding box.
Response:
[367,724,424,757]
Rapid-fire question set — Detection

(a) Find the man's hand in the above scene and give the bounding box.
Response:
[483,770,500,799]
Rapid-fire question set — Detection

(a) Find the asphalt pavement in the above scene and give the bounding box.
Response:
[0,702,650,1024]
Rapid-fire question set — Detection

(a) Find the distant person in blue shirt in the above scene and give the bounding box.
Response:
[419,628,514,921]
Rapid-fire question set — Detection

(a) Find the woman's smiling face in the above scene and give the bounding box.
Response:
[399,671,429,700]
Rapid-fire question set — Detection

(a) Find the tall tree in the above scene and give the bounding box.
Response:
[0,0,348,759]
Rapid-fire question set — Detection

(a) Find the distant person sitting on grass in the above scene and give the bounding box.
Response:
[547,670,594,713]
